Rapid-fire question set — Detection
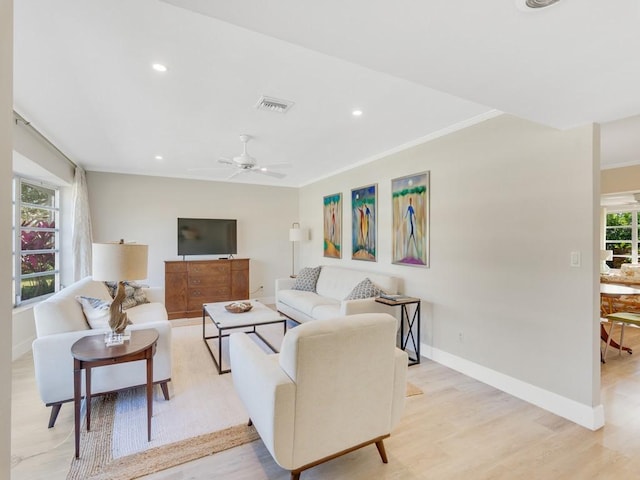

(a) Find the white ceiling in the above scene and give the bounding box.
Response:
[13,0,640,186]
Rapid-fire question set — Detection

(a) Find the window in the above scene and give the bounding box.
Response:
[12,177,60,305]
[605,210,639,268]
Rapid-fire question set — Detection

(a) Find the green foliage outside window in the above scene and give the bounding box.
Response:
[15,180,58,302]
[606,212,635,268]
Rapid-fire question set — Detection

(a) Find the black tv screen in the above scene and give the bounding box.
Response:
[177,218,237,256]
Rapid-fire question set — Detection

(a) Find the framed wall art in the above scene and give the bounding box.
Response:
[391,172,429,267]
[323,193,342,258]
[351,184,377,261]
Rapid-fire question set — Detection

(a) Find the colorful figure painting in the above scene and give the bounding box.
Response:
[351,184,377,261]
[323,193,342,258]
[392,172,429,267]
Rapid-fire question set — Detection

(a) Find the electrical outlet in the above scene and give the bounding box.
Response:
[458,332,464,343]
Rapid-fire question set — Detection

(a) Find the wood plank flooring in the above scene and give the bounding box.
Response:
[11,323,640,480]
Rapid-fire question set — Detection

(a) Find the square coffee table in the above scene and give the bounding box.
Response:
[202,300,286,374]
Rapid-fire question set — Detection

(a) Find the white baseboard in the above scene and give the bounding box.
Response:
[13,336,34,361]
[421,342,604,431]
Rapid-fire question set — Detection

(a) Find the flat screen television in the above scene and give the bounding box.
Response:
[177,218,237,256]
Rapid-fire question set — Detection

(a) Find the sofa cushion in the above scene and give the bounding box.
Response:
[345,278,385,300]
[127,302,169,324]
[33,277,111,337]
[310,304,342,320]
[292,266,321,292]
[105,281,150,310]
[278,289,339,317]
[315,266,398,301]
[76,296,111,329]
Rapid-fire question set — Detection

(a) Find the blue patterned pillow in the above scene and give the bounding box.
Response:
[344,278,384,300]
[292,266,322,292]
[76,296,111,329]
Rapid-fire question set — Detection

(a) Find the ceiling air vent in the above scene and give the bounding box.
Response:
[255,96,295,114]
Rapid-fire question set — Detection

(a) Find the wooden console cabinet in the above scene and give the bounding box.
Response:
[164,259,250,319]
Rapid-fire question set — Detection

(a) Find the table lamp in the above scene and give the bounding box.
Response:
[92,240,148,344]
[601,250,613,274]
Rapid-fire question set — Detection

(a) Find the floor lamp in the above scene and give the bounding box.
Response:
[92,239,148,344]
[289,222,308,277]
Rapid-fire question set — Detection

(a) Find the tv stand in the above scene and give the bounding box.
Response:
[164,259,249,319]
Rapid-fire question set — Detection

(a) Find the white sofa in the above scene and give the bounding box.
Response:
[275,265,399,323]
[32,276,172,427]
[230,313,407,480]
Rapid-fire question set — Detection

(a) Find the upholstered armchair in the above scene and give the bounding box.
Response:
[229,313,408,480]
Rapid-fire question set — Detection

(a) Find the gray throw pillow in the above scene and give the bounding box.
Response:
[344,277,384,300]
[292,266,322,292]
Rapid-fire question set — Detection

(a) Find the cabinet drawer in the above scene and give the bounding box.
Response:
[188,262,230,276]
[188,287,232,311]
[188,285,231,299]
[188,275,227,287]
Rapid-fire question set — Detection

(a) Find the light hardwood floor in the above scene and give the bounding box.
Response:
[12,324,640,480]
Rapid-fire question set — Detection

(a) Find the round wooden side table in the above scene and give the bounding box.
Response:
[71,328,159,459]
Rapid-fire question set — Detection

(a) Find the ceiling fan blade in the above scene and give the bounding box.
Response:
[226,169,246,180]
[261,162,292,169]
[218,157,234,165]
[254,168,286,179]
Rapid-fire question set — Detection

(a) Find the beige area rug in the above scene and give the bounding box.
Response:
[67,393,258,480]
[67,321,423,480]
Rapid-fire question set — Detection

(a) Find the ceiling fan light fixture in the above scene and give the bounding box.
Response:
[517,0,561,9]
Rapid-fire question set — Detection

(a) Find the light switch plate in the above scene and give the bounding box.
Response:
[570,251,581,267]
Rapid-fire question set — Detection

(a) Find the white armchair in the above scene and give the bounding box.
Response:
[32,277,172,428]
[230,313,408,480]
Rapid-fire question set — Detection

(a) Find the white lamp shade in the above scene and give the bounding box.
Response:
[289,228,309,242]
[92,242,149,281]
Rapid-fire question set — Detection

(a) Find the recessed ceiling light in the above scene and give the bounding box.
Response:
[352,109,363,117]
[152,63,167,72]
[154,155,163,161]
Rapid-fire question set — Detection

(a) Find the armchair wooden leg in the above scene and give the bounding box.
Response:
[48,403,62,428]
[375,439,388,464]
[160,382,170,400]
[290,472,300,480]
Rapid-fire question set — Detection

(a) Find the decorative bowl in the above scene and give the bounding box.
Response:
[225,301,253,313]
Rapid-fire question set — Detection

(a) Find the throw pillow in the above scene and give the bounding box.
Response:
[344,277,385,300]
[76,296,111,330]
[104,281,150,310]
[292,266,322,292]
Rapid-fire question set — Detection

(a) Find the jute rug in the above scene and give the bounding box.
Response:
[67,393,259,480]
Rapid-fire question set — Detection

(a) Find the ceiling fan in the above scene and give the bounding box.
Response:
[216,134,290,180]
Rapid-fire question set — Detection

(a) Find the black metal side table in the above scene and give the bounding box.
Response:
[375,296,421,365]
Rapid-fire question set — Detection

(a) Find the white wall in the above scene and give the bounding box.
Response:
[1,0,12,476]
[87,172,299,297]
[299,114,601,428]
[11,120,76,360]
